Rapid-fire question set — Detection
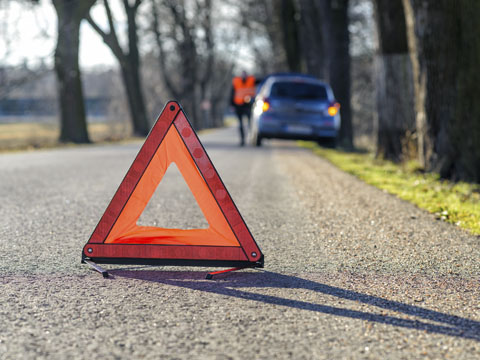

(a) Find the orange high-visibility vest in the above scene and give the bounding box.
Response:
[232,76,256,105]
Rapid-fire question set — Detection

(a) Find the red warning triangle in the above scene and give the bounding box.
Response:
[82,101,263,269]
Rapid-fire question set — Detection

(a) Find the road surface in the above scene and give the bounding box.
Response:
[1,125,479,359]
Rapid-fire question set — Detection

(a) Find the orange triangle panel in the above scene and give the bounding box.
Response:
[82,101,263,268]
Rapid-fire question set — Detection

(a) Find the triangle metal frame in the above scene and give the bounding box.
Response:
[81,101,264,270]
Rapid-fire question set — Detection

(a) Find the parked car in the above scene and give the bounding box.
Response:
[249,74,341,147]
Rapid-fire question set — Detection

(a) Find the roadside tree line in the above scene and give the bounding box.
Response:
[6,0,479,182]
[239,0,480,182]
[51,0,231,141]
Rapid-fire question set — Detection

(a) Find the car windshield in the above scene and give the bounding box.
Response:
[270,81,328,100]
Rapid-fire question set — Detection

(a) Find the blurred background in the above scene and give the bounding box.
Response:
[1,0,479,182]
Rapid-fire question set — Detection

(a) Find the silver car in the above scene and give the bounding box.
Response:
[250,75,341,147]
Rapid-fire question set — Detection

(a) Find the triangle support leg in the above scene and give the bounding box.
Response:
[205,267,249,280]
[205,255,263,279]
[84,259,109,278]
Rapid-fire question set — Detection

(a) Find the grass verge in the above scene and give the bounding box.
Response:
[0,122,135,152]
[300,141,480,236]
[0,121,222,153]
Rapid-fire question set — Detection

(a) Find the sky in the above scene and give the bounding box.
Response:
[0,0,254,72]
[0,0,118,69]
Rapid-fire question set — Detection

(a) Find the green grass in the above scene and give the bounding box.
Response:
[300,141,480,236]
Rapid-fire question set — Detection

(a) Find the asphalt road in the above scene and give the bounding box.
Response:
[1,125,479,359]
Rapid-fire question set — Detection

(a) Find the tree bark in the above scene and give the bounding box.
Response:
[123,0,150,136]
[320,0,353,148]
[373,0,414,162]
[280,0,302,72]
[403,0,480,181]
[296,0,325,79]
[262,1,289,72]
[455,1,480,181]
[52,0,95,143]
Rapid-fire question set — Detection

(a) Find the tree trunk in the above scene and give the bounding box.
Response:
[455,1,480,181]
[118,63,146,135]
[262,1,289,72]
[124,3,150,136]
[374,0,414,162]
[320,0,353,148]
[178,9,200,129]
[296,0,325,79]
[53,0,95,143]
[403,0,480,181]
[280,0,302,72]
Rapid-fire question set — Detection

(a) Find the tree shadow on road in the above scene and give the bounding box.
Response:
[110,269,480,341]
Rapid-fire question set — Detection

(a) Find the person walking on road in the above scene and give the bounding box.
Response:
[231,71,257,146]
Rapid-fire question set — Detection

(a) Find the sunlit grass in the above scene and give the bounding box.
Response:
[300,141,480,236]
[0,122,132,152]
[0,118,228,152]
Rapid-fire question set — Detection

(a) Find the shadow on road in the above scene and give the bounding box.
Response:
[110,269,480,341]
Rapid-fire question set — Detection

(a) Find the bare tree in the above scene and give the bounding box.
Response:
[208,56,235,127]
[151,0,219,129]
[238,0,288,72]
[52,0,96,143]
[0,1,54,102]
[373,0,414,161]
[86,0,150,136]
[0,65,51,100]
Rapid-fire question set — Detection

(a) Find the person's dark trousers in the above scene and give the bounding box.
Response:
[234,105,251,146]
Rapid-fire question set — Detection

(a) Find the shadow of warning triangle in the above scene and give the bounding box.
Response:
[82,101,264,275]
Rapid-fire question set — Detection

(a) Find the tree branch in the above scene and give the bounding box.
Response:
[104,0,117,38]
[151,0,180,98]
[86,0,126,61]
[85,13,108,40]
